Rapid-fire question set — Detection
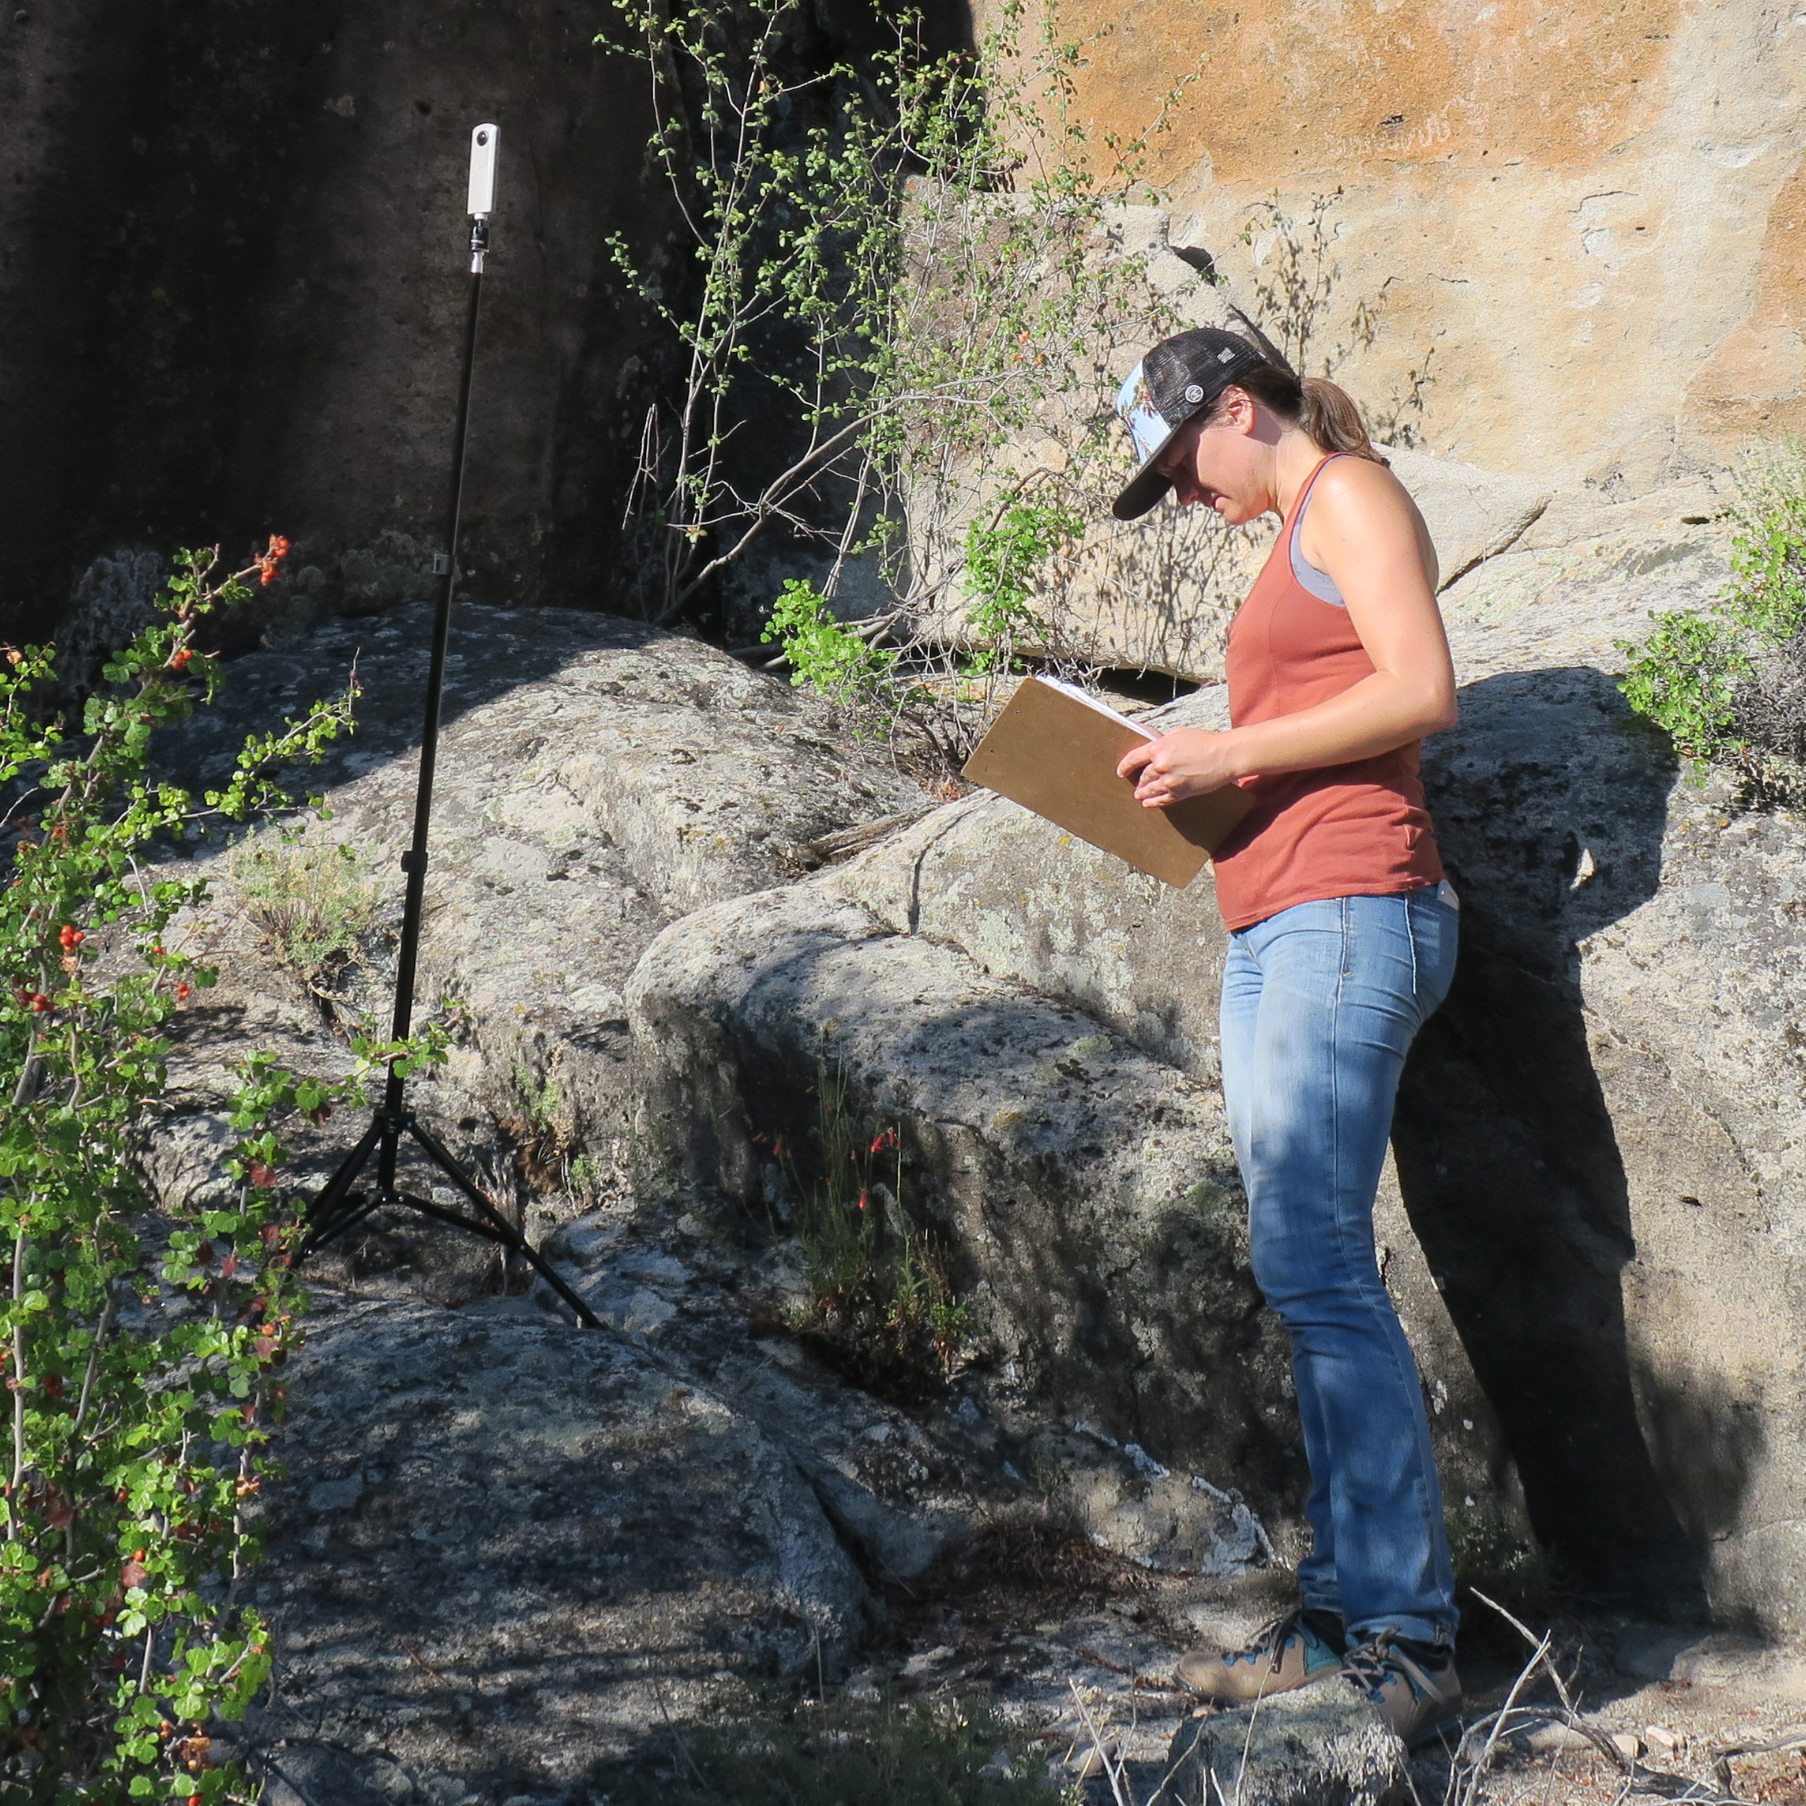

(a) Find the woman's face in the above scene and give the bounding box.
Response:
[1154,390,1273,525]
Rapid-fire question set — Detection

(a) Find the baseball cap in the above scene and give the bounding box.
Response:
[1111,327,1273,520]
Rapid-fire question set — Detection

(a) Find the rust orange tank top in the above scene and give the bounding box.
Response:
[1210,453,1443,932]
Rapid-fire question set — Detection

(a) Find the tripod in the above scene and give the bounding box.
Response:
[297,125,600,1330]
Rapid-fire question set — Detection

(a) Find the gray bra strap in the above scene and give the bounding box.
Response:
[1288,460,1347,607]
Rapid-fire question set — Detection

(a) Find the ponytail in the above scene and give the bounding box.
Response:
[1205,357,1389,466]
[1299,375,1386,464]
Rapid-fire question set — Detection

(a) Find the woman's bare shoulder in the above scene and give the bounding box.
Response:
[1311,452,1418,518]
[1305,453,1439,585]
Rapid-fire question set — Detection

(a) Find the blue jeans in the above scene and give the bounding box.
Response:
[1219,889,1460,1647]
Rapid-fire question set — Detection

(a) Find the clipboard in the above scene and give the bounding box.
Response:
[961,676,1253,888]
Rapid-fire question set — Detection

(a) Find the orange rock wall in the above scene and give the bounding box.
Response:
[982,0,1806,486]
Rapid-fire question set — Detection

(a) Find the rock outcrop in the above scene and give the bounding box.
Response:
[626,881,1298,1515]
[244,1294,874,1790]
[0,1,672,643]
[1004,0,1806,488]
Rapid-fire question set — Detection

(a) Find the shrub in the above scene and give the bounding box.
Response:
[0,546,364,1801]
[760,580,903,733]
[960,495,1085,677]
[603,0,1205,763]
[1620,441,1806,802]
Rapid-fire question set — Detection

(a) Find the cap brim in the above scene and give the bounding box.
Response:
[1111,415,1189,520]
[1112,466,1172,521]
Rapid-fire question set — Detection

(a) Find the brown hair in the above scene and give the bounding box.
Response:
[1208,361,1388,466]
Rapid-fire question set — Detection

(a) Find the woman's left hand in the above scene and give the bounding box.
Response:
[1117,728,1244,808]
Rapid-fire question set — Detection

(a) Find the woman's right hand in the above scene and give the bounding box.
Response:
[1118,727,1245,808]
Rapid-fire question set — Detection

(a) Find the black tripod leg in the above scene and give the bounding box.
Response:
[404,1118,601,1330]
[300,1190,394,1259]
[297,1115,388,1259]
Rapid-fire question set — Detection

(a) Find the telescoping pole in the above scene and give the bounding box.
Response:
[383,124,498,1121]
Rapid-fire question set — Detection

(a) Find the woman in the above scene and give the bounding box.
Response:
[1111,326,1463,1748]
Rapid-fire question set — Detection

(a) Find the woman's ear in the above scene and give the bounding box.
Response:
[1219,386,1259,435]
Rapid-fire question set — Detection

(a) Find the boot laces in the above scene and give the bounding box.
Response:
[1341,1631,1437,1700]
[1238,1610,1307,1675]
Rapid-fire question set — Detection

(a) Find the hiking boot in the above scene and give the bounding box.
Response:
[1340,1634,1463,1750]
[1175,1609,1346,1702]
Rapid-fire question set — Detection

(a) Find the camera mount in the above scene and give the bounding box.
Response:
[296,124,600,1329]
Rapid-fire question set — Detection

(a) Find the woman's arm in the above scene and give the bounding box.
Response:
[1118,458,1458,807]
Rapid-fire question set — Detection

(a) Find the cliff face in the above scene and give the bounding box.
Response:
[0,0,665,642]
[984,0,1806,489]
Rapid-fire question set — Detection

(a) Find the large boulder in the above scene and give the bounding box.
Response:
[625,884,1300,1519]
[241,1294,874,1799]
[158,601,925,1195]
[1389,487,1806,1625]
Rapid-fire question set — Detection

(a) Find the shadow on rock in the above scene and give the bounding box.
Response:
[1395,666,1737,1613]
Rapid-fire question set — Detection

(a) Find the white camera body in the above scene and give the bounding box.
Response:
[467,124,499,217]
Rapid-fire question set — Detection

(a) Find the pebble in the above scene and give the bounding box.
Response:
[1068,1741,1116,1779]
[1521,1721,1595,1754]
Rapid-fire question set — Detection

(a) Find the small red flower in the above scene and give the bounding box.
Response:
[255,531,292,588]
[58,925,83,951]
[248,1162,276,1188]
[771,1136,788,1159]
[857,1189,869,1211]
[174,981,191,1001]
[169,646,194,671]
[870,1129,898,1154]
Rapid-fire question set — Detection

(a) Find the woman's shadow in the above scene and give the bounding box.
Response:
[1392,666,1757,1619]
